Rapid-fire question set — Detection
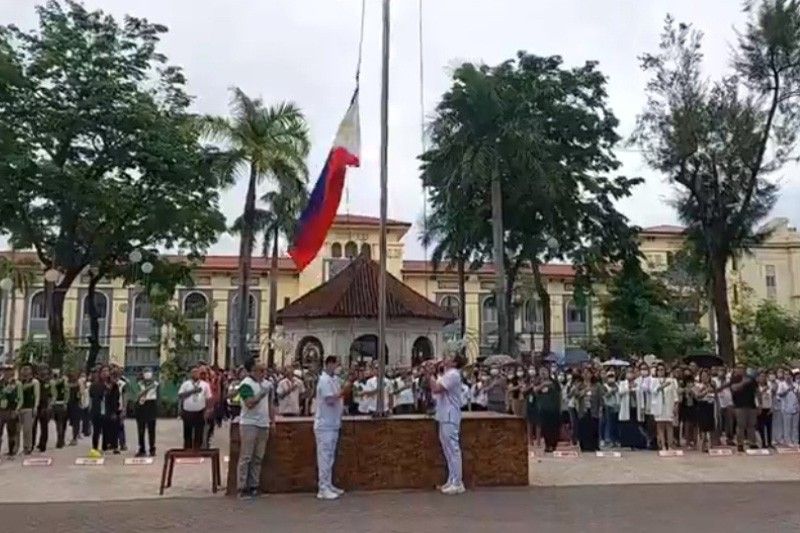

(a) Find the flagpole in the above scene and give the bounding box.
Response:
[375,0,390,416]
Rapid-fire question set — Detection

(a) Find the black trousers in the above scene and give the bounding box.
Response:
[53,404,68,448]
[67,402,81,442]
[181,410,205,449]
[540,410,560,451]
[136,401,157,453]
[757,408,773,448]
[92,414,118,450]
[33,407,51,452]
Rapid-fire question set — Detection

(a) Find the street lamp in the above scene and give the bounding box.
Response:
[141,262,154,274]
[0,278,12,292]
[44,268,61,283]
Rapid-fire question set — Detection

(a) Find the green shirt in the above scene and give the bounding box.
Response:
[1,381,22,411]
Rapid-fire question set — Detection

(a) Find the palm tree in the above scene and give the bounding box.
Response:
[232,176,308,368]
[0,252,35,360]
[204,88,310,365]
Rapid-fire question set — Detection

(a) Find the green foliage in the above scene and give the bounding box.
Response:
[600,259,710,360]
[15,339,83,373]
[735,300,800,368]
[150,296,203,384]
[633,3,800,362]
[0,1,228,365]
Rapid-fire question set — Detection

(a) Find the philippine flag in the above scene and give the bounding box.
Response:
[289,90,361,271]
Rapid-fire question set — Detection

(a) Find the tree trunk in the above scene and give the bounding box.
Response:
[236,164,258,365]
[266,225,279,368]
[531,260,552,359]
[710,255,735,364]
[85,274,102,372]
[457,257,467,342]
[505,260,519,357]
[47,282,66,368]
[490,171,509,354]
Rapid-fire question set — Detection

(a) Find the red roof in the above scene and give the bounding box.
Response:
[641,225,686,235]
[199,255,297,272]
[401,260,576,278]
[277,255,454,324]
[333,214,411,227]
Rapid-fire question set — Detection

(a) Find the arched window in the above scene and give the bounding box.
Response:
[348,334,388,366]
[565,299,588,336]
[439,295,461,319]
[28,290,48,339]
[131,292,158,344]
[482,296,497,323]
[80,292,109,345]
[360,243,371,259]
[411,336,434,366]
[183,292,209,347]
[344,241,358,259]
[228,292,258,365]
[296,336,324,368]
[331,242,342,258]
[524,298,543,333]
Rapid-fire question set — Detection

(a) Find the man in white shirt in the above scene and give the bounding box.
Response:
[391,372,415,415]
[276,367,306,416]
[315,355,349,500]
[236,360,274,499]
[177,366,211,449]
[361,366,390,414]
[425,354,465,495]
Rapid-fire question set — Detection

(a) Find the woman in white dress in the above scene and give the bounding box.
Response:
[651,364,679,451]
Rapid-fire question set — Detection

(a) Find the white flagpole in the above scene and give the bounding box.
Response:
[376,0,390,416]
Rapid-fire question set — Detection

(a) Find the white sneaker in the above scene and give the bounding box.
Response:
[329,485,345,495]
[439,482,453,493]
[441,483,465,495]
[316,489,339,500]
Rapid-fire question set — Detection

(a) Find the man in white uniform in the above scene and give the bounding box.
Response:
[315,355,349,500]
[426,354,465,495]
[276,367,305,416]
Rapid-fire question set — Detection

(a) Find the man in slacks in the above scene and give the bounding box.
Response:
[426,354,465,495]
[236,361,274,499]
[314,355,348,500]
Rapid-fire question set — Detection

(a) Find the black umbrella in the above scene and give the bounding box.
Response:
[683,353,724,368]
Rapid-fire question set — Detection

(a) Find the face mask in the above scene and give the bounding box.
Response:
[480,376,488,383]
[490,369,499,376]
[641,371,650,377]
[528,369,536,376]
[143,371,153,380]
[768,375,776,382]
[516,371,524,378]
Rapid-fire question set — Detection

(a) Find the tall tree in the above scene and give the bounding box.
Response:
[0,254,36,359]
[232,175,308,368]
[633,2,800,363]
[422,52,641,358]
[203,89,309,365]
[0,1,227,366]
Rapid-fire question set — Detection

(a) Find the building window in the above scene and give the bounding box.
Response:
[131,292,158,345]
[79,292,109,345]
[439,295,461,319]
[482,296,497,324]
[565,299,588,338]
[283,296,290,308]
[344,241,358,259]
[666,251,674,266]
[183,292,209,348]
[331,242,342,258]
[28,290,48,340]
[228,292,259,365]
[766,265,777,300]
[524,299,544,333]
[360,242,371,259]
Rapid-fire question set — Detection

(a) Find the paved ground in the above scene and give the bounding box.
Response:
[2,483,799,532]
[4,419,800,502]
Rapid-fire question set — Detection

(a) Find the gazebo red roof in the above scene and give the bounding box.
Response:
[276,255,455,324]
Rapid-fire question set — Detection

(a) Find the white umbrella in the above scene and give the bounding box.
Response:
[602,358,630,367]
[483,354,516,366]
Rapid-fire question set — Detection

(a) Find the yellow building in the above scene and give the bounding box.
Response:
[2,214,797,367]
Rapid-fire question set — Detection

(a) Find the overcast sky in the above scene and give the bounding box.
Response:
[3,0,799,260]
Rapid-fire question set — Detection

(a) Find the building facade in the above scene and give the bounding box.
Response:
[1,214,798,367]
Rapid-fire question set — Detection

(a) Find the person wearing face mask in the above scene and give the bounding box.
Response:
[471,373,488,411]
[533,367,561,452]
[778,372,800,447]
[635,365,656,450]
[618,368,646,450]
[485,367,507,414]
[693,369,716,452]
[602,371,620,449]
[315,356,351,500]
[771,370,784,446]
[755,372,773,449]
[135,368,159,457]
[507,369,524,417]
[426,355,466,495]
[525,367,540,446]
[651,365,678,451]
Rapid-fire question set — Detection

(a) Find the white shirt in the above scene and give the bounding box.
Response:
[276,377,305,415]
[178,379,211,412]
[392,378,414,407]
[314,372,343,431]
[239,376,272,428]
[714,377,733,408]
[139,380,158,401]
[434,368,463,424]
[362,376,389,413]
[472,382,488,407]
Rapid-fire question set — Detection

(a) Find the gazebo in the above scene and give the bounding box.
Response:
[276,254,455,368]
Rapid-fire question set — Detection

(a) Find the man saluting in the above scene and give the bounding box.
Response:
[425,354,466,495]
[314,355,351,500]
